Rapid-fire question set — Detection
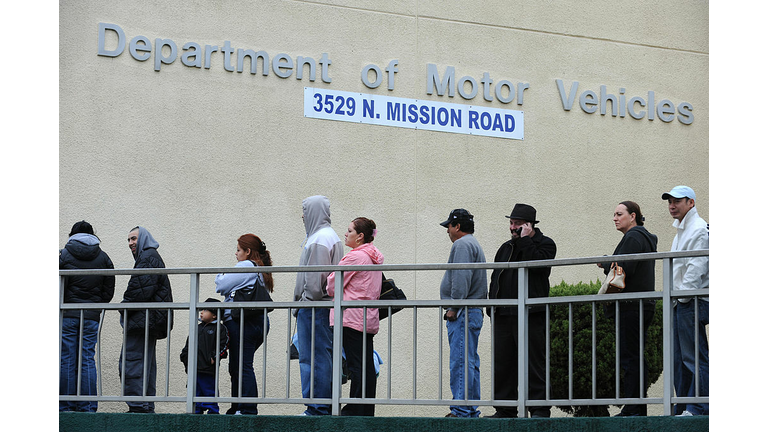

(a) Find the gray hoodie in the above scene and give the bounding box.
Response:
[293,196,343,302]
[133,226,160,262]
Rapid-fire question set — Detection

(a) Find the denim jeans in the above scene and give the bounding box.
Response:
[446,308,483,417]
[60,317,100,412]
[673,299,709,415]
[118,331,158,413]
[195,373,219,414]
[296,307,334,415]
[224,313,269,415]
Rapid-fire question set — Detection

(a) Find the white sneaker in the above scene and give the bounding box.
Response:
[676,410,694,416]
[234,411,242,415]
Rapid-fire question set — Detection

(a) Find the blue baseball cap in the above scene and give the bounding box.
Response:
[661,185,696,201]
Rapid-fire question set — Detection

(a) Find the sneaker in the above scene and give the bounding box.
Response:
[676,410,694,417]
[445,413,458,418]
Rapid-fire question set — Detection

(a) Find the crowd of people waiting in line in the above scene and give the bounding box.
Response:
[59,186,708,418]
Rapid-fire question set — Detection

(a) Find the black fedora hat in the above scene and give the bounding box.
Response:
[505,203,539,224]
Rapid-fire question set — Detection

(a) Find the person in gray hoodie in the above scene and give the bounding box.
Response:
[293,195,343,415]
[119,226,173,413]
[59,221,115,412]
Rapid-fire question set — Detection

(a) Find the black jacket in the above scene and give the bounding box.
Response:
[488,228,557,316]
[604,225,658,312]
[120,248,174,339]
[59,235,115,321]
[180,320,229,375]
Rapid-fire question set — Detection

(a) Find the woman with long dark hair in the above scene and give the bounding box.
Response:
[599,201,658,416]
[327,217,384,416]
[215,234,273,415]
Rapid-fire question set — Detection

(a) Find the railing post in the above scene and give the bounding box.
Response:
[517,267,529,418]
[331,270,344,416]
[185,273,200,413]
[58,275,65,405]
[662,257,674,416]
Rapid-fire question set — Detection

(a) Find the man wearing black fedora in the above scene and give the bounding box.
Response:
[486,203,556,418]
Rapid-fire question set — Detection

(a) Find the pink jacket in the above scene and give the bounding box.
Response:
[327,242,384,334]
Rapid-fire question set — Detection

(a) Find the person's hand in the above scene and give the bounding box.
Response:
[445,309,457,321]
[520,222,534,238]
[596,263,604,269]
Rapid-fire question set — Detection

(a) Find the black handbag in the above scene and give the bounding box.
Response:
[230,277,274,321]
[379,273,406,319]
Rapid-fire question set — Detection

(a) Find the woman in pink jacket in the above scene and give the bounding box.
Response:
[327,217,384,416]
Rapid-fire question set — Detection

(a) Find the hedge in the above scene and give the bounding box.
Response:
[547,280,663,417]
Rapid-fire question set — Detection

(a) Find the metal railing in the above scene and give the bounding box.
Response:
[59,250,708,416]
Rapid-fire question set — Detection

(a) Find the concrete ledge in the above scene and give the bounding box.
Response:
[60,412,708,432]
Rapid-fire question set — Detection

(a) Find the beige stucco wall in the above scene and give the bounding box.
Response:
[59,0,708,415]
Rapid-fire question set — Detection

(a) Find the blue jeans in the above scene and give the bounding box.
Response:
[60,317,100,412]
[446,308,483,417]
[296,307,333,415]
[225,313,269,415]
[195,373,219,414]
[673,299,709,415]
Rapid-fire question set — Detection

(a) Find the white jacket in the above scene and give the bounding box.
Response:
[671,206,709,302]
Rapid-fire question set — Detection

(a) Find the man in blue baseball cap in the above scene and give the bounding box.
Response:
[662,185,709,416]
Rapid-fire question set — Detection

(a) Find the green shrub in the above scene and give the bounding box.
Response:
[547,280,663,417]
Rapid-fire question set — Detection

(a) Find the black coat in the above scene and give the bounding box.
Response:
[120,248,174,339]
[488,228,557,316]
[60,236,116,321]
[604,225,658,312]
[180,320,229,375]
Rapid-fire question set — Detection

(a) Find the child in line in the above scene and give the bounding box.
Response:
[181,298,229,414]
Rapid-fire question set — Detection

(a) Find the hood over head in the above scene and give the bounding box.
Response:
[132,226,160,261]
[65,233,102,261]
[302,195,332,237]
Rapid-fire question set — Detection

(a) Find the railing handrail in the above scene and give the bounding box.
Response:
[58,249,708,276]
[58,288,710,312]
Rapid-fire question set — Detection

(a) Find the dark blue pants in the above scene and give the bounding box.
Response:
[224,313,269,415]
[195,373,219,414]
